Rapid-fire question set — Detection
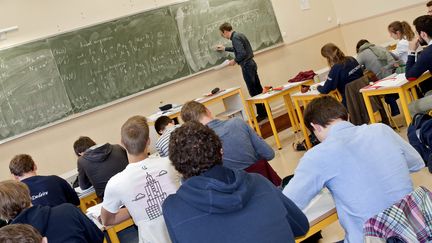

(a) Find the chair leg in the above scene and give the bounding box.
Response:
[380,97,400,132]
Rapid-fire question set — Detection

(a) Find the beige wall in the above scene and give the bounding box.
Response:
[0,0,428,180]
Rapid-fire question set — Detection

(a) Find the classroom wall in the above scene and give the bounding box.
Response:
[0,0,428,180]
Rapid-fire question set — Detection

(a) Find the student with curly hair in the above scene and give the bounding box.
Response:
[163,121,309,243]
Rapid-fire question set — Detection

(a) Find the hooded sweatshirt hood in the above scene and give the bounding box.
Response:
[359,43,388,65]
[176,165,253,213]
[82,143,113,162]
[12,205,50,235]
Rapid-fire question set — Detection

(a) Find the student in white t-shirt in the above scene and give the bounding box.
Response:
[388,21,416,64]
[101,115,179,243]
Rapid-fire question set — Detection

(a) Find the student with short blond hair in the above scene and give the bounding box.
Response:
[0,180,103,243]
[9,154,79,207]
[101,115,179,243]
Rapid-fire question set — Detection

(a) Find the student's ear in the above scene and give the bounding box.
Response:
[41,236,48,243]
[220,148,224,156]
[33,164,38,172]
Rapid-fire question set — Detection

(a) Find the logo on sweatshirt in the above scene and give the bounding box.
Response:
[31,191,48,200]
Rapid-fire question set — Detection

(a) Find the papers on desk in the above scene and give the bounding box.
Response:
[75,186,95,197]
[86,204,104,229]
[302,188,335,223]
[370,73,407,88]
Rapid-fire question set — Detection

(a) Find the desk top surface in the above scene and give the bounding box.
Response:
[360,72,431,93]
[247,81,312,100]
[146,86,241,123]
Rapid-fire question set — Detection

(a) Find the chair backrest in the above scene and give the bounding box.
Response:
[344,75,372,125]
[363,186,432,242]
[244,159,282,187]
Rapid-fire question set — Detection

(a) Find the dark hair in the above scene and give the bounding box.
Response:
[181,101,207,123]
[321,43,349,67]
[219,22,233,32]
[304,96,348,132]
[154,116,173,135]
[0,224,43,242]
[0,180,31,221]
[9,154,36,177]
[169,121,222,179]
[121,115,149,155]
[427,0,432,7]
[413,15,432,37]
[356,39,369,53]
[388,21,415,41]
[73,136,96,156]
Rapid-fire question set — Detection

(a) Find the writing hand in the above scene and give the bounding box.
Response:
[409,36,420,52]
[216,45,225,51]
[228,60,236,66]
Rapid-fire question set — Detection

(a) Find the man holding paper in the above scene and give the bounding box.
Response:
[216,22,267,121]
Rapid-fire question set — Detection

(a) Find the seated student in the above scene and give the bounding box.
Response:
[283,96,424,243]
[0,180,103,243]
[317,43,363,106]
[406,15,432,115]
[428,1,432,15]
[181,101,275,171]
[163,121,309,243]
[356,39,400,116]
[9,154,79,207]
[154,116,180,157]
[388,21,416,64]
[101,115,179,243]
[0,224,47,243]
[73,136,128,199]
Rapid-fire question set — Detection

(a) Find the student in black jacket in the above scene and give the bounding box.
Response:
[0,180,103,243]
[406,15,432,115]
[9,154,80,207]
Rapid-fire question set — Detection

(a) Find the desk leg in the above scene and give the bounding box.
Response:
[362,93,376,123]
[238,90,254,127]
[398,90,412,125]
[106,228,120,243]
[411,87,419,101]
[264,101,282,150]
[294,99,312,149]
[283,95,299,132]
[248,101,261,136]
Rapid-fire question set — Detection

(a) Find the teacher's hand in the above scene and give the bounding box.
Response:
[216,45,225,51]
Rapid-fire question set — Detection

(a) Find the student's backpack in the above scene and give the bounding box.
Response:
[407,113,432,173]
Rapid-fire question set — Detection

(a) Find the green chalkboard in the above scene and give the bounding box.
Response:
[0,41,72,140]
[48,7,190,112]
[172,0,283,73]
[0,0,282,141]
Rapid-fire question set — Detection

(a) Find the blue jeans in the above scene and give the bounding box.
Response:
[241,59,266,117]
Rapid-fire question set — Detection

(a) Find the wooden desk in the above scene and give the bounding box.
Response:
[360,72,431,126]
[295,190,338,243]
[105,218,135,243]
[79,191,100,213]
[246,80,314,149]
[291,88,341,149]
[147,87,251,126]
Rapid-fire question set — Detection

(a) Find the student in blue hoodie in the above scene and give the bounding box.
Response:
[0,180,103,243]
[162,121,309,243]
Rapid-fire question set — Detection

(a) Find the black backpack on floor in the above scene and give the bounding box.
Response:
[407,113,432,173]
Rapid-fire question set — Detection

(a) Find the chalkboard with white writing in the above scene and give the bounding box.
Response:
[0,0,282,141]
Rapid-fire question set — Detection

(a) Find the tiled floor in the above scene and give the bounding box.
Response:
[264,115,432,242]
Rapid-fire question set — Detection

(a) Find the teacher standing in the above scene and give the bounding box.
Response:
[216,22,267,122]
